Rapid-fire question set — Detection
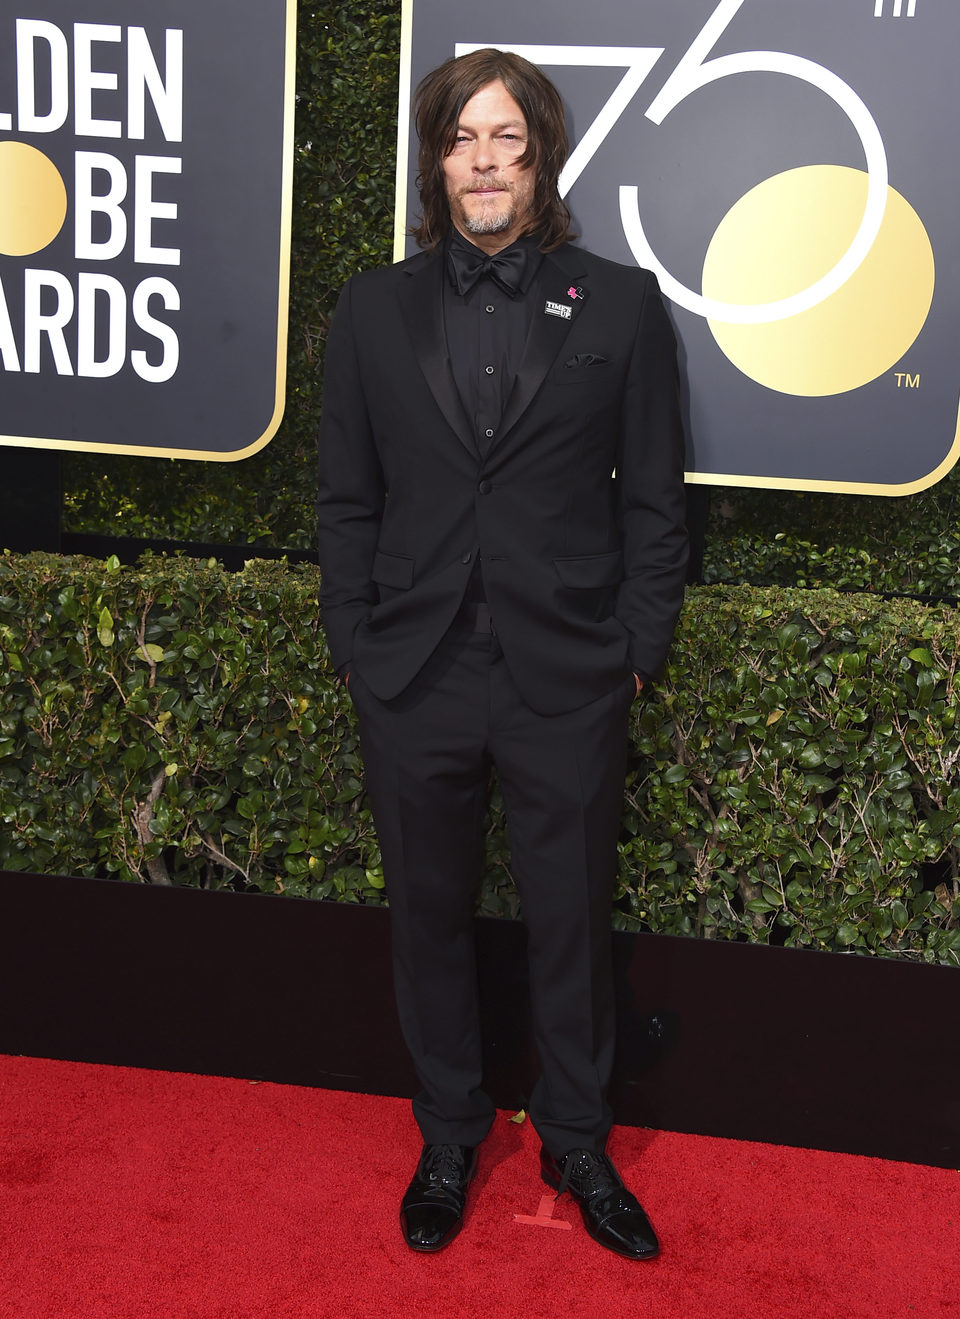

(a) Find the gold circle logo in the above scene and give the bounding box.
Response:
[702,165,935,397]
[0,141,68,257]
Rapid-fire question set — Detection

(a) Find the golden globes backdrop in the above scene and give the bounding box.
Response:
[396,0,959,493]
[0,2,295,460]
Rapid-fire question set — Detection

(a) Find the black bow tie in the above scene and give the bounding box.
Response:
[447,240,530,296]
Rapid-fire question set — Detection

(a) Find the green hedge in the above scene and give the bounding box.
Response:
[2,553,957,965]
[703,467,960,599]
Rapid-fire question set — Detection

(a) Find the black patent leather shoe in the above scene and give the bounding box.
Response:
[400,1143,478,1252]
[541,1147,659,1260]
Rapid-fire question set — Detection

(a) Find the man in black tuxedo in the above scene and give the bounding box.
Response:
[317,48,688,1260]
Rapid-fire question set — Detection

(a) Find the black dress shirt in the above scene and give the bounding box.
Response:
[444,229,544,605]
[443,229,544,456]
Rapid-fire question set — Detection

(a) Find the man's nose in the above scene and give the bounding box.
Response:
[472,137,497,171]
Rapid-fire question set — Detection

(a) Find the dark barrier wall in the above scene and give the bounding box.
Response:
[2,872,957,1169]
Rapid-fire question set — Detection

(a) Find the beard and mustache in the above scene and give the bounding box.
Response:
[448,177,531,236]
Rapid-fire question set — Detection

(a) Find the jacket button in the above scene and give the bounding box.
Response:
[478,480,491,495]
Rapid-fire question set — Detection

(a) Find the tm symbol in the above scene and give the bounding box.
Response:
[895,372,921,388]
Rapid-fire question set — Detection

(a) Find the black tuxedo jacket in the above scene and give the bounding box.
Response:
[317,241,689,716]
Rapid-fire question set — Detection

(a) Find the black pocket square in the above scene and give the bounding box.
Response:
[564,353,609,368]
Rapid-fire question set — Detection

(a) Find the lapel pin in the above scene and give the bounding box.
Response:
[567,285,584,300]
[544,299,572,320]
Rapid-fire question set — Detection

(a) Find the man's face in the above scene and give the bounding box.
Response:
[442,80,535,254]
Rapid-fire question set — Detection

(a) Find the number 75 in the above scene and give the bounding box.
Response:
[457,0,889,325]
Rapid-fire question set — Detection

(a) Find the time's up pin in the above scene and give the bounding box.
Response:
[544,286,584,318]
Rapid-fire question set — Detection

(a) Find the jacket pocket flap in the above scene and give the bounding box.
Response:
[372,551,414,589]
[553,551,622,588]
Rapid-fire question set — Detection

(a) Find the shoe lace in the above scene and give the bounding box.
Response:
[555,1149,620,1202]
[423,1143,467,1184]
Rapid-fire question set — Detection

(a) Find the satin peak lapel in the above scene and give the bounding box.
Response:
[496,255,588,445]
[396,252,476,456]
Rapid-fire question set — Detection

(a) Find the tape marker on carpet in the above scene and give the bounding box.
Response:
[514,1194,573,1229]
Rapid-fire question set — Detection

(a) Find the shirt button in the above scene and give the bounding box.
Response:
[484,365,495,375]
[484,428,494,439]
[478,480,491,494]
[485,304,495,313]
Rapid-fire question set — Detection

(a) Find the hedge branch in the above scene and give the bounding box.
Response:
[132,769,172,886]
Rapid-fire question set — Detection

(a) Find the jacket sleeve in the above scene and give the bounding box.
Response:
[614,273,689,681]
[316,278,385,671]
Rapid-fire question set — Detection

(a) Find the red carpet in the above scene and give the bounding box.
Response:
[0,1055,956,1319]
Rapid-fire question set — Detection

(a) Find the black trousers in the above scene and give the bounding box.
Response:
[350,626,634,1158]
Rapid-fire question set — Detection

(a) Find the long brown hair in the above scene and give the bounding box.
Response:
[410,48,574,252]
